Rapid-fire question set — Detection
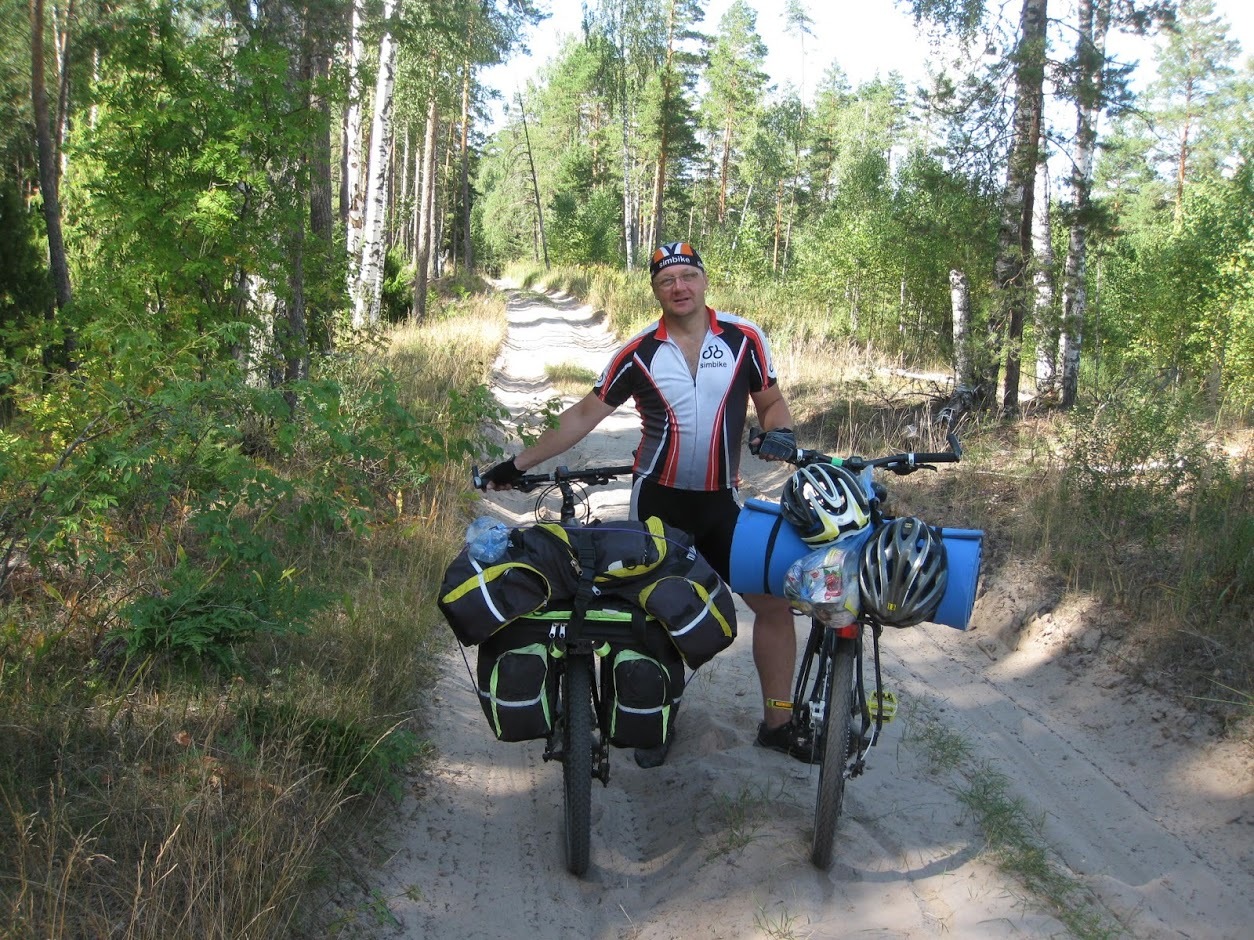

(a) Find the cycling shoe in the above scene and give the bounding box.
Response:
[755,721,821,764]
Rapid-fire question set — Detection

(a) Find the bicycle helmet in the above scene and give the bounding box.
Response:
[859,517,948,628]
[780,464,871,545]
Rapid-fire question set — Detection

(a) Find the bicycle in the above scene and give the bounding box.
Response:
[744,429,966,870]
[470,462,673,877]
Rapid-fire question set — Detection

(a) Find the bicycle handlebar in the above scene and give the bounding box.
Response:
[472,462,635,493]
[749,429,963,475]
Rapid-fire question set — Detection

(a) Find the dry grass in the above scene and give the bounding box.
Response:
[0,280,507,939]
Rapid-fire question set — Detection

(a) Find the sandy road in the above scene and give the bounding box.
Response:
[347,286,1252,939]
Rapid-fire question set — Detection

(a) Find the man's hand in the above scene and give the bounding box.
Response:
[478,456,524,490]
[752,428,796,462]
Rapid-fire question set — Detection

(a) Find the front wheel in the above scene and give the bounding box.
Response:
[811,640,856,870]
[562,655,594,876]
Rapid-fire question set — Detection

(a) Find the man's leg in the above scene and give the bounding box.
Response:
[743,592,798,730]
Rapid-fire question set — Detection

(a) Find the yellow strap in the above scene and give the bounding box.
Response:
[765,698,793,711]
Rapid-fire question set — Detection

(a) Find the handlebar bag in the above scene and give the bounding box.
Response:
[605,641,685,750]
[475,620,557,742]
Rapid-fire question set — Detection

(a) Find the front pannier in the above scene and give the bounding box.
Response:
[637,554,737,669]
[475,623,556,741]
[605,643,684,749]
[439,549,552,647]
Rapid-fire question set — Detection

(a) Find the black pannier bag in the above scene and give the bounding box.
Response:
[475,620,557,742]
[439,516,737,667]
[438,524,578,647]
[605,638,685,750]
[562,519,737,669]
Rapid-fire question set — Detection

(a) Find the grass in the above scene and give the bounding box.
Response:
[705,781,789,860]
[0,277,506,939]
[545,362,599,398]
[906,707,1124,940]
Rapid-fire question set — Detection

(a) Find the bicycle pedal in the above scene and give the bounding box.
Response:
[868,689,898,722]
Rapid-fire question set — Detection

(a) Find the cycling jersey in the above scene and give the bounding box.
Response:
[593,307,777,491]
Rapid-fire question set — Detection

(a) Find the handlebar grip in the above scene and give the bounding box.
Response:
[471,465,484,490]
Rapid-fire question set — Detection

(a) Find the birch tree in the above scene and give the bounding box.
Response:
[1032,153,1057,393]
[986,0,1047,413]
[1059,0,1113,407]
[352,0,398,329]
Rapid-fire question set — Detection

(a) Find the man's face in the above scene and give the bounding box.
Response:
[651,265,707,319]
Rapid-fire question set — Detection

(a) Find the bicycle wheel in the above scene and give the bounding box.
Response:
[811,638,856,870]
[562,654,594,876]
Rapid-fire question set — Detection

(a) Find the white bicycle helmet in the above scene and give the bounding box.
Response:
[859,517,948,627]
[780,464,871,545]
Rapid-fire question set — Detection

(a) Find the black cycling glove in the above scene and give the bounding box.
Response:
[479,456,524,489]
[755,428,796,461]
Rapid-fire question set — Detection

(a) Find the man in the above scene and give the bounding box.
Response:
[480,242,803,767]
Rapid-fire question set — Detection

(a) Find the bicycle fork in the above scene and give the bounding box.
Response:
[542,647,611,785]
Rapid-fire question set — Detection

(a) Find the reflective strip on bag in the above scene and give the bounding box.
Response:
[440,559,550,626]
[639,577,735,640]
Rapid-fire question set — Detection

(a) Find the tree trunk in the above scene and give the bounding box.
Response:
[458,59,474,274]
[620,98,635,269]
[412,95,438,321]
[517,94,549,270]
[985,0,1047,414]
[950,269,975,392]
[718,119,732,224]
[1031,153,1057,394]
[30,0,72,316]
[54,0,73,181]
[649,0,679,247]
[351,0,397,329]
[341,0,365,245]
[309,15,335,354]
[1060,0,1110,409]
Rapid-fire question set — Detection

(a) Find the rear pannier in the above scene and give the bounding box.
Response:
[475,622,557,742]
[637,555,736,669]
[605,642,685,749]
[439,516,737,668]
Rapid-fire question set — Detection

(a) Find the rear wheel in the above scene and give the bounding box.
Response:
[562,655,594,876]
[811,640,856,870]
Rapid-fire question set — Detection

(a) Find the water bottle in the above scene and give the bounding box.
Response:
[466,516,510,563]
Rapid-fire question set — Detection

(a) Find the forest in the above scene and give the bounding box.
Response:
[1,0,1251,935]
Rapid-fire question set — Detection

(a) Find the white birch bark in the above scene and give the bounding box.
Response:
[342,0,366,262]
[1060,0,1110,408]
[351,0,397,329]
[1032,157,1057,393]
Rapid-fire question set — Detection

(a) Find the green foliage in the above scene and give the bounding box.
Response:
[246,696,424,799]
[1059,382,1215,527]
[1,357,502,667]
[382,246,414,323]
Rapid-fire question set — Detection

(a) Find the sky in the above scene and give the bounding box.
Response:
[479,0,1254,132]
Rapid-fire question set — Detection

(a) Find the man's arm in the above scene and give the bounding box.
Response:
[515,392,617,471]
[751,384,793,434]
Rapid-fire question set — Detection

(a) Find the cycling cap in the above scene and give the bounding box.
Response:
[650,242,704,278]
[780,463,871,545]
[859,517,948,627]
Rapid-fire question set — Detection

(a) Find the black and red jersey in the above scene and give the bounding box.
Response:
[593,307,778,491]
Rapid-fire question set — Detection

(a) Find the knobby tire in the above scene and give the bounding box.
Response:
[562,655,594,876]
[812,640,856,870]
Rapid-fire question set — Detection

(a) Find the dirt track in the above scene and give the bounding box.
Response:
[346,286,1253,939]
